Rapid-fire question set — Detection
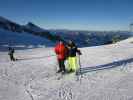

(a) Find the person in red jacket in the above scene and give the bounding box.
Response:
[55,40,67,73]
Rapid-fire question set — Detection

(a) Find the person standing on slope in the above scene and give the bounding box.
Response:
[54,40,67,73]
[67,40,82,72]
[8,47,16,61]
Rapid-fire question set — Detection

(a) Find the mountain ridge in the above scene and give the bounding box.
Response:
[0,16,132,47]
[0,16,62,42]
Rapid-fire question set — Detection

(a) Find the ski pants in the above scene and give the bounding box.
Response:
[9,54,15,61]
[58,59,66,72]
[68,57,78,71]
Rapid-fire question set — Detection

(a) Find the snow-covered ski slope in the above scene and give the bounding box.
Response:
[0,29,54,51]
[0,34,133,100]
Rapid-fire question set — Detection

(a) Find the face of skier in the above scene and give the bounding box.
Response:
[59,40,63,45]
[68,40,73,45]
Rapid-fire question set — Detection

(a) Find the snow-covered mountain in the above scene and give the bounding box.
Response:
[0,16,61,42]
[50,30,133,47]
[0,28,54,51]
[0,16,132,48]
[0,16,46,33]
[0,36,133,100]
[24,22,46,32]
[0,16,23,32]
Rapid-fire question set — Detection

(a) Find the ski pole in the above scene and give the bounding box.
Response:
[78,54,82,76]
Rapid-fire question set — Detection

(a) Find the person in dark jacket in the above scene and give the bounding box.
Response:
[66,40,81,72]
[8,47,16,61]
[54,40,67,73]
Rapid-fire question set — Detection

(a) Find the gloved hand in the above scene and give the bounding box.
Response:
[77,50,82,55]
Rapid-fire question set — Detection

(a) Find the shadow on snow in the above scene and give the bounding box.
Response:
[77,57,133,75]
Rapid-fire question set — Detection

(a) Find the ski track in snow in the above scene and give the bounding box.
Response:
[0,38,133,100]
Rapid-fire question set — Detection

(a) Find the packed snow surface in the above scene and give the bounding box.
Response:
[0,36,133,100]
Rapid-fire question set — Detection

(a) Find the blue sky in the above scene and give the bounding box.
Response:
[0,0,133,31]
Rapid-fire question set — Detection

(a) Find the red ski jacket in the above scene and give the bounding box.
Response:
[54,43,67,60]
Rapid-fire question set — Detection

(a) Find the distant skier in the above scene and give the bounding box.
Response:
[54,40,67,73]
[8,47,16,61]
[66,40,82,72]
